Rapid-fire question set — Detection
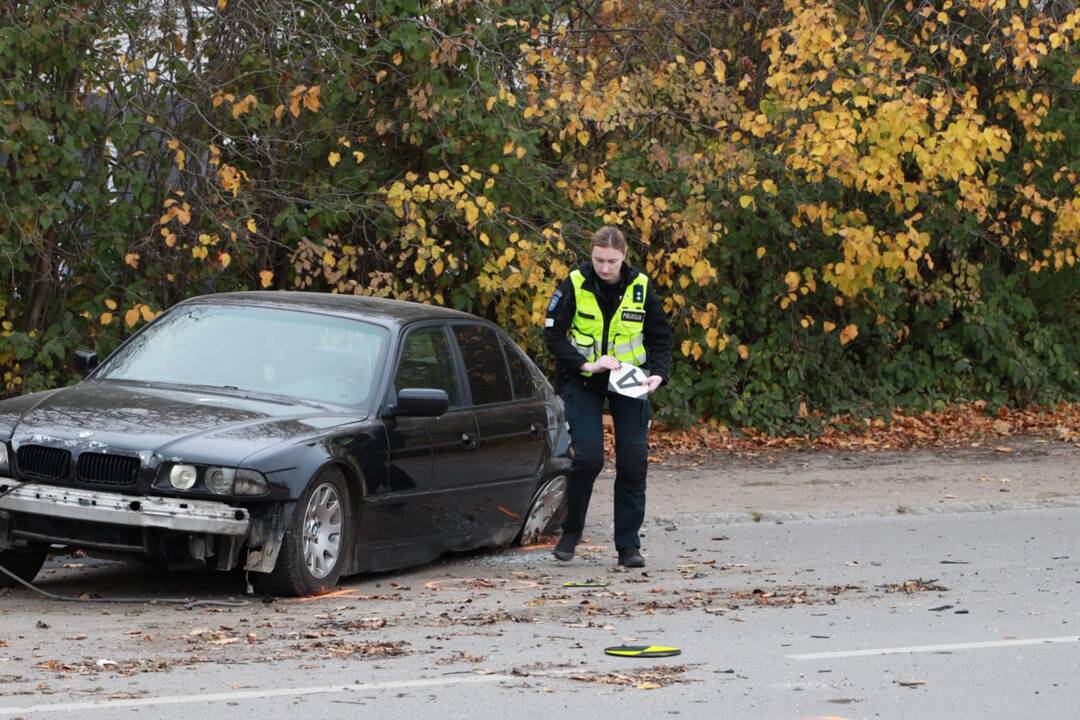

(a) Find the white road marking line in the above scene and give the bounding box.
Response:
[0,674,522,716]
[788,634,1080,660]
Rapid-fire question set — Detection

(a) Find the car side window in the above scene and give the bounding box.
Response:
[394,325,461,407]
[452,324,514,406]
[501,336,536,400]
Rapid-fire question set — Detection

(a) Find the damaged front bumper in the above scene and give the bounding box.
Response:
[0,478,285,573]
[0,479,250,535]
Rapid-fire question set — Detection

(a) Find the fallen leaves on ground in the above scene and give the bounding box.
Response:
[187,627,239,645]
[883,579,948,593]
[295,639,411,659]
[434,651,486,665]
[434,610,532,626]
[637,584,861,614]
[34,657,209,676]
[897,680,928,688]
[320,616,388,631]
[425,578,539,592]
[730,588,810,606]
[569,664,691,689]
[637,402,1080,459]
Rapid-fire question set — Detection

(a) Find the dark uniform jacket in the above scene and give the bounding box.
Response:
[543,262,672,394]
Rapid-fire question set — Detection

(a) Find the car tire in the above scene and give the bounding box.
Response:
[256,468,351,597]
[516,475,568,546]
[0,546,48,588]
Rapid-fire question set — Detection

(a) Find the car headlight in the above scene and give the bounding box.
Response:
[158,463,268,496]
[234,469,268,496]
[205,467,235,494]
[168,464,197,490]
[0,443,8,473]
[205,467,267,495]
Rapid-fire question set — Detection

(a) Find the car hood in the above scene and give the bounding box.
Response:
[1,381,367,467]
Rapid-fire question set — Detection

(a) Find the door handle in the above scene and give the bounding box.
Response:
[529,423,545,438]
[461,433,478,450]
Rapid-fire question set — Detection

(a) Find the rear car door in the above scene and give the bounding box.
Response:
[447,323,547,544]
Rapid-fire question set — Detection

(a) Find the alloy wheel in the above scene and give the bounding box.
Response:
[302,483,343,579]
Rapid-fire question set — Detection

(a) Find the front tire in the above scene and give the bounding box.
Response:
[0,546,48,588]
[257,468,351,597]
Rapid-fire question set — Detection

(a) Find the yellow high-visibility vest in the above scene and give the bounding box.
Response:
[568,269,648,376]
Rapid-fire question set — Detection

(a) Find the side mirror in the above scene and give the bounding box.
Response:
[393,388,449,418]
[74,350,99,376]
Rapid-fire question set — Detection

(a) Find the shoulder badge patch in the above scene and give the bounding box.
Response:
[547,290,563,314]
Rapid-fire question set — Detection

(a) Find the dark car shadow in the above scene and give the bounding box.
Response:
[12,539,562,604]
[23,551,249,601]
[27,551,438,602]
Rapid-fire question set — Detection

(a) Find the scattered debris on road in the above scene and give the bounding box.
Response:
[883,578,948,593]
[568,664,692,689]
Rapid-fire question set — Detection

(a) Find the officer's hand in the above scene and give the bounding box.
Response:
[581,356,621,373]
[645,375,663,394]
[595,355,622,372]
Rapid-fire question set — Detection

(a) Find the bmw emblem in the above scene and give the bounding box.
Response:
[77,430,94,439]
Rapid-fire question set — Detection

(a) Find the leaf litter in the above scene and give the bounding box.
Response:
[882,579,948,593]
[643,402,1080,458]
[567,664,692,690]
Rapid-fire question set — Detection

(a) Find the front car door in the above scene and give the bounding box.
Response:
[373,323,477,553]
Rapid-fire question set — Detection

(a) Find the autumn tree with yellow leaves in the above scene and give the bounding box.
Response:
[1,0,1078,431]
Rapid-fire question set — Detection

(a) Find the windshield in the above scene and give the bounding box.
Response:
[96,303,389,409]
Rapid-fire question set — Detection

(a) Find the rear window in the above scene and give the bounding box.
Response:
[501,336,536,400]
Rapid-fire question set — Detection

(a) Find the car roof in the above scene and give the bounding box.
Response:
[177,291,482,328]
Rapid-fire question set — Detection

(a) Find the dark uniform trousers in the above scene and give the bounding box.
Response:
[560,380,650,550]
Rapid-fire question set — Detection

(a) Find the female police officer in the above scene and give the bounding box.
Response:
[543,226,672,567]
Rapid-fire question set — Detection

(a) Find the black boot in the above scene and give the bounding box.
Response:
[617,547,645,568]
[553,533,580,561]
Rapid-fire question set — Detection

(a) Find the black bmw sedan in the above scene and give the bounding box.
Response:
[0,292,570,596]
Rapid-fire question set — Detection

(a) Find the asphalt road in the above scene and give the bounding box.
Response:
[2,442,1079,719]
